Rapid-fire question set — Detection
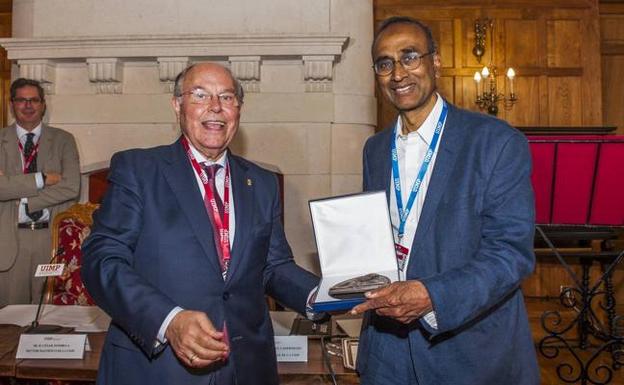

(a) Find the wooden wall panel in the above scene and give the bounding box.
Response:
[547,20,582,67]
[504,76,540,125]
[601,2,624,134]
[548,77,583,125]
[505,20,540,67]
[459,76,481,113]
[602,56,624,133]
[374,0,603,130]
[430,20,455,68]
[522,258,579,297]
[600,12,624,40]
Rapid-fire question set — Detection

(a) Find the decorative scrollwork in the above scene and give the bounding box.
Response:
[537,227,624,384]
[539,335,622,384]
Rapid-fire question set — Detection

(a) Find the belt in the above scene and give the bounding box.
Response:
[18,222,49,230]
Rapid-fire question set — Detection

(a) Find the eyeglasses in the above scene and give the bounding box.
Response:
[372,51,434,76]
[12,97,43,105]
[178,89,239,107]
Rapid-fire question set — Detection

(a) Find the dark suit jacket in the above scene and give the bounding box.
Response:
[82,138,318,385]
[358,103,540,384]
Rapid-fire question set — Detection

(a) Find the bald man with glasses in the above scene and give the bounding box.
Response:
[82,62,320,385]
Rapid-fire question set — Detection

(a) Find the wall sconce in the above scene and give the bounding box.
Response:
[472,18,488,63]
[472,19,517,116]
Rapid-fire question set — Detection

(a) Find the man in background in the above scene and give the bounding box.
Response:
[82,62,319,385]
[0,78,81,307]
[351,17,539,384]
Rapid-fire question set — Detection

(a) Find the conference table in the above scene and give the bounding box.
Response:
[0,325,358,384]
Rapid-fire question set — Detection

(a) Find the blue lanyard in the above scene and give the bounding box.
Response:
[391,101,448,239]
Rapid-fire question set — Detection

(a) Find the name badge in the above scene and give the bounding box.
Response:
[34,263,65,277]
[16,334,87,359]
[395,243,409,271]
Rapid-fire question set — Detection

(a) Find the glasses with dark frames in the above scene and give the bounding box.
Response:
[373,51,434,76]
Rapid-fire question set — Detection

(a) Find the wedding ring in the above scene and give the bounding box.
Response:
[189,353,198,364]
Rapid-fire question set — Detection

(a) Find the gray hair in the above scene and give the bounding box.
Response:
[173,63,245,104]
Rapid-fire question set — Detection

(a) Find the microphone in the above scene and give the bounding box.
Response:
[25,246,66,334]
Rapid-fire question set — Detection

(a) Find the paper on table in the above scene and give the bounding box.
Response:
[42,305,111,332]
[270,311,297,336]
[335,318,363,338]
[0,304,111,332]
[0,304,40,326]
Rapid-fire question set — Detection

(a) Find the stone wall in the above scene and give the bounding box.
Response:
[2,0,376,273]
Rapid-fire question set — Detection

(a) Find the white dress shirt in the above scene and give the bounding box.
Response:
[16,123,49,223]
[389,94,446,328]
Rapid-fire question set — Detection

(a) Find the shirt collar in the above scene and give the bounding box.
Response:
[395,93,444,146]
[187,142,228,169]
[16,123,43,144]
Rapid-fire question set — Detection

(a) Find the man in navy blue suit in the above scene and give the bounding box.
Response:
[82,62,319,384]
[351,17,540,384]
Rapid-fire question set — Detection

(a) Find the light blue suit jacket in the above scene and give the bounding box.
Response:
[358,103,540,384]
[82,138,318,385]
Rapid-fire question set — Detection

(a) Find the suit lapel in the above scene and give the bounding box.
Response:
[37,124,54,171]
[408,105,464,272]
[161,138,223,276]
[224,154,253,284]
[1,124,22,174]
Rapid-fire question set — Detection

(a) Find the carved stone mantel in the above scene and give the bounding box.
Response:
[0,34,349,94]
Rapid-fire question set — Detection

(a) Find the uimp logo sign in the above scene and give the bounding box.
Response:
[34,263,65,277]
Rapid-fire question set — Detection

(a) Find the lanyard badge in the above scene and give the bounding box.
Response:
[181,137,232,277]
[391,102,448,270]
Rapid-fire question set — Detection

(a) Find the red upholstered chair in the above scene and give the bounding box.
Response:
[45,202,99,306]
[30,203,100,385]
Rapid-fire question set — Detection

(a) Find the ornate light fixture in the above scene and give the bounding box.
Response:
[472,18,487,63]
[472,18,517,116]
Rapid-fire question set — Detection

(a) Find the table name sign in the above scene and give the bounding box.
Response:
[34,263,65,277]
[16,334,87,359]
[274,336,308,362]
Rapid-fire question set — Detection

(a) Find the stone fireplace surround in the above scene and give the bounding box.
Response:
[0,0,377,272]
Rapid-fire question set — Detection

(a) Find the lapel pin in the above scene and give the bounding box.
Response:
[247,179,253,186]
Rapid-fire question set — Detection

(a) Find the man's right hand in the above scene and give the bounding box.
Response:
[165,310,229,368]
[44,172,62,186]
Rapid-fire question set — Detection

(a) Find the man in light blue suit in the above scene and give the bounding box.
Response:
[82,63,319,384]
[351,17,540,384]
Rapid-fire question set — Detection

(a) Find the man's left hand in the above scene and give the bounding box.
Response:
[44,172,62,186]
[350,280,433,324]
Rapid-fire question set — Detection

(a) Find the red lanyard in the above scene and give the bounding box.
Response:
[17,140,40,173]
[181,137,231,271]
